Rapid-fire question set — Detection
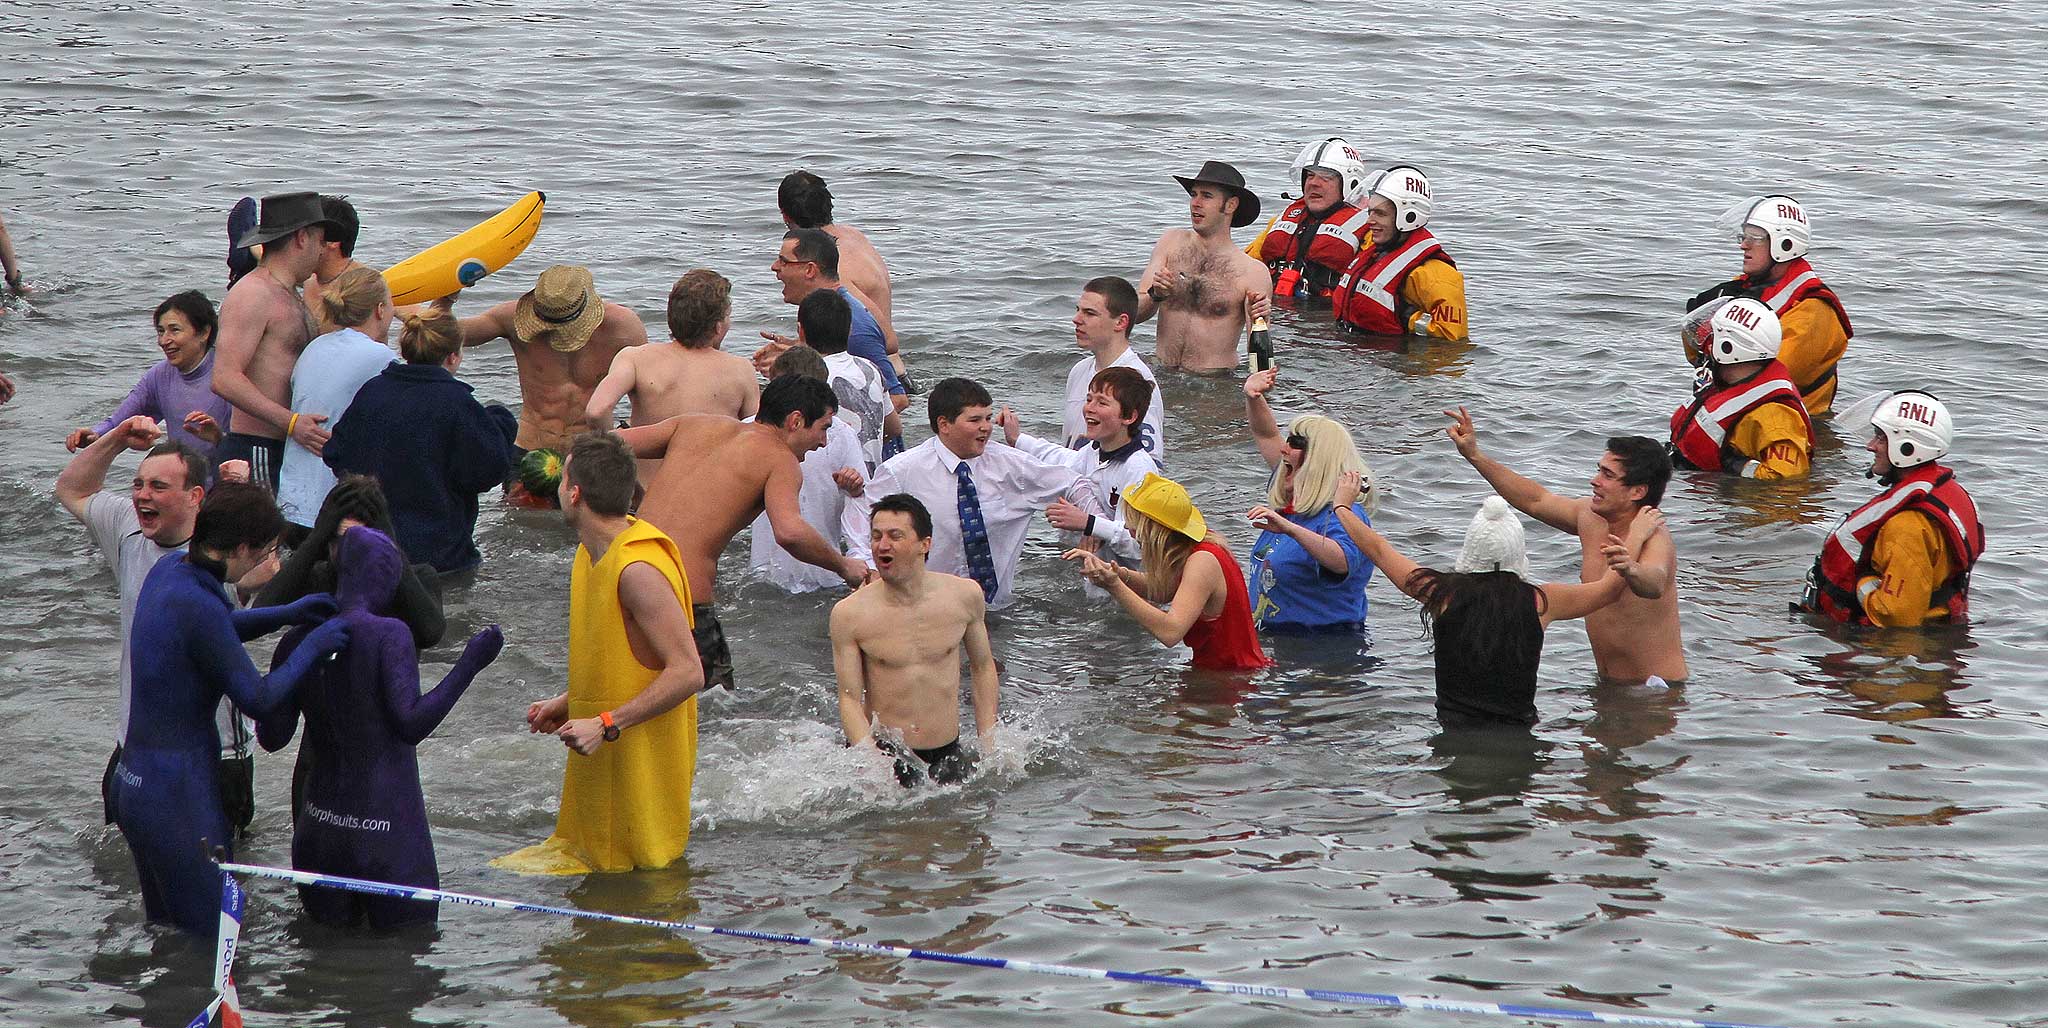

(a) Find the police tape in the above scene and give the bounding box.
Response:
[205,863,1809,1028]
[185,870,244,1028]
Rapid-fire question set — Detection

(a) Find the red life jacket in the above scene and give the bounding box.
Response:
[1332,229,1451,334]
[1803,463,1984,625]
[1667,360,1813,473]
[1258,200,1371,278]
[1702,259,1852,395]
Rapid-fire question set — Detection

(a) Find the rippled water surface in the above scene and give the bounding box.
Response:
[4,3,2047,1026]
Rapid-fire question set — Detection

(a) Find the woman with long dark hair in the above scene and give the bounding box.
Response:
[1333,473,1656,729]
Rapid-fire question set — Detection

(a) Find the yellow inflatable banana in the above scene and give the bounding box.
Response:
[383,191,546,305]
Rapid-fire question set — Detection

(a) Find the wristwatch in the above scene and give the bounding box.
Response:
[599,710,620,742]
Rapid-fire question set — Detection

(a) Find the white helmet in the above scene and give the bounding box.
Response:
[1706,297,1781,365]
[1717,194,1811,262]
[1289,137,1371,206]
[1869,390,1953,469]
[1371,166,1433,231]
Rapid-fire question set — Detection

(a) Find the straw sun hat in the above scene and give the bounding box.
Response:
[514,265,606,353]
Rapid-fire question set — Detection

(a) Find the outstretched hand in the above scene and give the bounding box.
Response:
[1244,367,1278,399]
[1333,469,1364,509]
[1442,406,1479,458]
[1628,506,1666,551]
[994,406,1020,445]
[1600,532,1633,576]
[526,693,569,735]
[183,410,224,445]
[1062,547,1120,588]
[304,618,351,656]
[288,593,338,625]
[462,625,505,669]
[1045,497,1089,532]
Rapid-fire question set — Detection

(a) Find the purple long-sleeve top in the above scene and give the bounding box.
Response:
[94,351,235,460]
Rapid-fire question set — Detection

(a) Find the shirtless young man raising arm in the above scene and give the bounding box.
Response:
[582,269,758,429]
[831,493,999,787]
[618,374,867,691]
[1444,407,1687,684]
[1133,161,1273,373]
[455,264,647,453]
[211,192,332,490]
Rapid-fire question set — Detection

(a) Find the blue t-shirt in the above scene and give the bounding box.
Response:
[1249,504,1373,633]
[839,286,905,396]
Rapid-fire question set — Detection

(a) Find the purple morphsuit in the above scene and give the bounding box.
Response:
[259,527,502,929]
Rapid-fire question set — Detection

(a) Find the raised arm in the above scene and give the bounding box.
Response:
[1243,369,1285,467]
[1540,568,1629,627]
[56,416,159,520]
[1133,234,1174,325]
[382,624,502,745]
[558,562,703,754]
[1443,406,1583,534]
[615,417,680,460]
[229,592,336,641]
[214,612,350,720]
[1334,504,1427,603]
[830,602,875,748]
[255,627,308,752]
[456,303,514,349]
[582,349,638,428]
[1115,546,1226,646]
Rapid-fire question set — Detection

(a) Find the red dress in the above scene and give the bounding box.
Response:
[1180,540,1273,671]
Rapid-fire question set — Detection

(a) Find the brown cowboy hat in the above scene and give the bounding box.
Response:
[1173,160,1261,228]
[514,265,606,353]
[235,191,328,250]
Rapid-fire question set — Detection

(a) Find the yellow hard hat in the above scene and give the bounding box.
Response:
[1121,472,1207,541]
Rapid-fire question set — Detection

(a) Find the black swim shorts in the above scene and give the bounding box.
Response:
[691,603,735,692]
[876,737,974,788]
[218,432,285,493]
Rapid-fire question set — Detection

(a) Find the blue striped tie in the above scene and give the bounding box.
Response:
[955,462,999,602]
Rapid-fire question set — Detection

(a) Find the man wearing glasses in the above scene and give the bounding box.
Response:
[756,228,907,454]
[1684,195,1853,416]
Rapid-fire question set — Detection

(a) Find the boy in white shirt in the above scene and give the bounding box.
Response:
[999,366,1158,564]
[1065,276,1165,461]
[800,288,891,470]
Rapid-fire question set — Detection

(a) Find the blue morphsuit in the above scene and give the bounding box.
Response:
[258,528,502,930]
[111,552,345,935]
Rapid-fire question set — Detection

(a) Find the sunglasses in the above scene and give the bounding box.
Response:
[1285,433,1309,453]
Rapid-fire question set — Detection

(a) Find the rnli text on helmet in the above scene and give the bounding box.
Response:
[1404,176,1431,197]
[1726,304,1761,330]
[1897,400,1939,427]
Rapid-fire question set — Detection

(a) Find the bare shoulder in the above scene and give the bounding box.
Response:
[946,574,988,617]
[1233,250,1271,282]
[830,587,879,631]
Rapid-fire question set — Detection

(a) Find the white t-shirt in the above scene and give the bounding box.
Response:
[1063,346,1165,463]
[80,491,249,753]
[749,418,868,593]
[822,350,890,470]
[279,327,395,526]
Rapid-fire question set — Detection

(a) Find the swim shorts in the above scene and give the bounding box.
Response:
[218,432,285,493]
[691,603,735,692]
[876,737,974,788]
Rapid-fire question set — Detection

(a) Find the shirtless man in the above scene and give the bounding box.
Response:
[455,264,647,453]
[211,191,331,491]
[620,374,868,691]
[299,195,367,320]
[583,269,758,428]
[1134,161,1273,373]
[778,171,907,380]
[1445,407,1688,684]
[830,492,999,787]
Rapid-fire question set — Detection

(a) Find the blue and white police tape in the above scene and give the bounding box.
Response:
[185,870,245,1028]
[216,862,1809,1028]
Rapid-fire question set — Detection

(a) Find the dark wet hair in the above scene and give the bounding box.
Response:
[566,433,637,517]
[928,377,993,431]
[1089,366,1152,422]
[778,171,834,228]
[142,441,210,491]
[797,287,852,355]
[783,228,840,279]
[1409,567,1546,671]
[666,268,731,347]
[192,481,286,553]
[316,474,396,536]
[759,374,837,429]
[1606,435,1671,507]
[1082,275,1138,332]
[872,492,933,540]
[320,195,360,257]
[154,290,219,351]
[769,344,829,383]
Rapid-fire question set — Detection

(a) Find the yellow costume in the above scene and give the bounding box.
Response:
[1858,511,1958,628]
[1726,404,1812,481]
[495,518,698,875]
[1402,259,1470,341]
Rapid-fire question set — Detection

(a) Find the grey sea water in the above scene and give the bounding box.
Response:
[3,2,2046,1025]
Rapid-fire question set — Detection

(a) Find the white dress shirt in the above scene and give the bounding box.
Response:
[844,437,1103,609]
[1063,346,1165,462]
[1010,432,1157,562]
[749,418,867,593]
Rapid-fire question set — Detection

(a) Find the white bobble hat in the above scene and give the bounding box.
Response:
[1454,496,1531,579]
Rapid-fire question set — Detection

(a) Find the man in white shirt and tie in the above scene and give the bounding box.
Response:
[844,378,1103,610]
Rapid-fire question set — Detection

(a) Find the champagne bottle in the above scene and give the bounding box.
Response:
[1249,316,1275,373]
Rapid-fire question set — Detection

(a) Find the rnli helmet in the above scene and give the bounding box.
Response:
[1717,194,1811,262]
[1869,390,1953,469]
[1371,166,1433,231]
[1705,297,1781,365]
[1289,138,1371,206]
